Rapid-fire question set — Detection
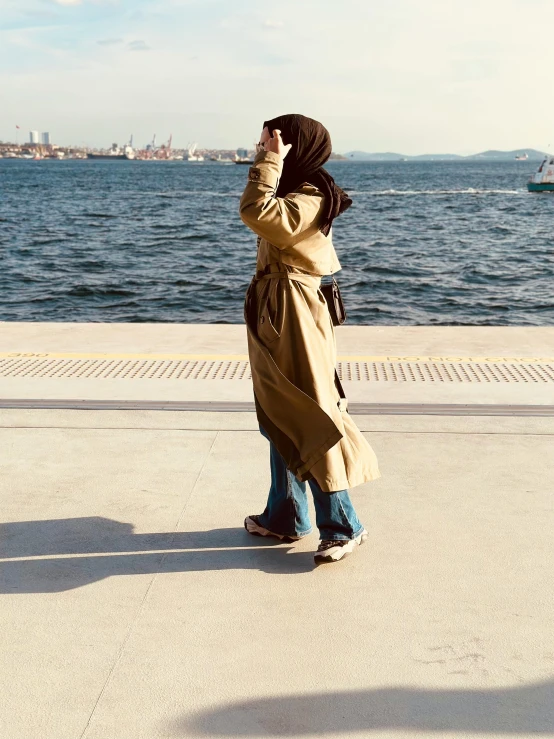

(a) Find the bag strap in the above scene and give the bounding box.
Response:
[334,368,348,412]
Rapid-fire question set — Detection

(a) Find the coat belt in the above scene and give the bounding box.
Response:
[254,263,321,288]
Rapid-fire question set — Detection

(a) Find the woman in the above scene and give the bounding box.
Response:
[240,114,380,565]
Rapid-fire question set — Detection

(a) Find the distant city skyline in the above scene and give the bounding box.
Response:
[2,0,553,155]
[3,132,548,160]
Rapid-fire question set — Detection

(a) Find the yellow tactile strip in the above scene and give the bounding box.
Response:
[1,353,554,383]
[2,353,554,362]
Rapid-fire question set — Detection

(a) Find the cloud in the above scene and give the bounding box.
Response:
[49,0,120,6]
[21,9,60,21]
[262,19,284,29]
[3,0,554,154]
[127,39,150,52]
[262,53,291,66]
[97,38,123,46]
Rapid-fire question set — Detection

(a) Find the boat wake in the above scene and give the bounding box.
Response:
[350,188,522,196]
[157,190,242,198]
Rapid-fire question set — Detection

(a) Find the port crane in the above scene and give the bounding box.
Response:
[157,134,172,160]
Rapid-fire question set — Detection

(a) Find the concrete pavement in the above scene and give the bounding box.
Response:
[2,323,554,409]
[1,324,553,738]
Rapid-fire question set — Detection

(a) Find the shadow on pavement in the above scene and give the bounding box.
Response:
[178,681,554,735]
[0,517,313,592]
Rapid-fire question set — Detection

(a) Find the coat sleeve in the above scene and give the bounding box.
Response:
[239,150,322,249]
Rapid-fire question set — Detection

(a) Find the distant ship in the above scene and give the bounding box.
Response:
[184,143,204,162]
[210,154,234,164]
[527,155,554,192]
[515,153,528,161]
[234,147,254,164]
[87,143,135,160]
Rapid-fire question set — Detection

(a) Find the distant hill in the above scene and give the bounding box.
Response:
[345,151,462,161]
[465,149,545,160]
[345,148,546,161]
[344,151,407,161]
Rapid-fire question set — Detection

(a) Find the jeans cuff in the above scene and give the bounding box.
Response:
[258,516,312,539]
[321,525,365,542]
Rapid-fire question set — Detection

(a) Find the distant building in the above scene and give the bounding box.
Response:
[29,131,39,144]
[41,132,50,145]
[237,148,248,159]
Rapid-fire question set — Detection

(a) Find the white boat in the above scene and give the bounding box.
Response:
[234,147,254,164]
[527,155,554,192]
[184,143,204,162]
[211,154,234,164]
[515,153,528,161]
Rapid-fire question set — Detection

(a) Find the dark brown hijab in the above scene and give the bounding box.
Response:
[263,113,352,236]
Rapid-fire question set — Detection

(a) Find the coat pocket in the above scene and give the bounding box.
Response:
[257,281,283,345]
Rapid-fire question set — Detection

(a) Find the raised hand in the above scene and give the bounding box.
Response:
[265,129,293,160]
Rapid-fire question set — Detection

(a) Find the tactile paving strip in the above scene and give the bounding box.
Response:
[1,356,554,383]
[336,360,554,384]
[0,357,251,381]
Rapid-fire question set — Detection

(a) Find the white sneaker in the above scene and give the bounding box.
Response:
[244,515,303,543]
[314,529,368,564]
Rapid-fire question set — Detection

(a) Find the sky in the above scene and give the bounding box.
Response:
[1,0,553,154]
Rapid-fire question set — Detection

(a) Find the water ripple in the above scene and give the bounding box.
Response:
[0,158,552,326]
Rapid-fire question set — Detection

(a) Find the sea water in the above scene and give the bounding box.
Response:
[1,158,552,325]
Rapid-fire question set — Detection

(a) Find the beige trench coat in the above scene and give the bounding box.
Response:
[240,149,380,493]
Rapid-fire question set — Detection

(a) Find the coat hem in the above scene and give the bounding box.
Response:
[311,467,382,493]
[295,427,344,479]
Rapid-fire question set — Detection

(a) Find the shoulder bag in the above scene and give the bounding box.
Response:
[321,276,347,326]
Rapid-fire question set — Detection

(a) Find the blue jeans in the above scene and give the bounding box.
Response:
[257,424,365,541]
